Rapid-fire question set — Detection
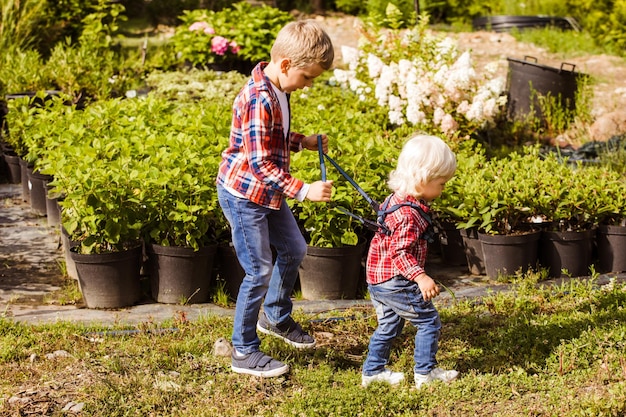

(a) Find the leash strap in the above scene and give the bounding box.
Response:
[323,153,380,213]
[317,135,326,182]
[335,206,383,233]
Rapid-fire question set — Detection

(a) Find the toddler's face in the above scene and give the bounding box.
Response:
[417,177,448,202]
[277,60,325,93]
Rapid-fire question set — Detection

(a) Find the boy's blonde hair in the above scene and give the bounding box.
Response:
[388,134,457,199]
[271,20,334,70]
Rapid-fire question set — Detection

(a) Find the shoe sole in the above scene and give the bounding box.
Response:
[257,322,316,349]
[415,372,459,388]
[361,378,404,387]
[362,373,405,387]
[231,363,289,378]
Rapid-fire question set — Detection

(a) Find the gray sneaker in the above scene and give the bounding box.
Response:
[257,313,316,349]
[231,351,289,378]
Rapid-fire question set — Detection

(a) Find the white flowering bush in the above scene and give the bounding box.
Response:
[330,16,508,140]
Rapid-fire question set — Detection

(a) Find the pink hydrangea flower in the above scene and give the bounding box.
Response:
[204,27,215,35]
[229,41,240,54]
[211,36,229,56]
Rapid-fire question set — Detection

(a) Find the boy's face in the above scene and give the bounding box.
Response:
[417,177,448,202]
[277,59,325,93]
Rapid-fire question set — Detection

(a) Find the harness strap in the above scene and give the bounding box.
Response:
[377,196,436,243]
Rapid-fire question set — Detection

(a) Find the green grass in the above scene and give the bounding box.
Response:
[1,272,624,416]
[511,26,605,57]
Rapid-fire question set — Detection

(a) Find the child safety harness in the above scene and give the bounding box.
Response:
[317,136,436,243]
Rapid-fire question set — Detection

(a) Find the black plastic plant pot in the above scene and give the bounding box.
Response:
[506,56,588,122]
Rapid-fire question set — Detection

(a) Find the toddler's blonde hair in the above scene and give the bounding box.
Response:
[388,134,457,199]
[271,20,334,70]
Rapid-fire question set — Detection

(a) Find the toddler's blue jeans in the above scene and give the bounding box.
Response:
[363,276,441,376]
[217,184,307,354]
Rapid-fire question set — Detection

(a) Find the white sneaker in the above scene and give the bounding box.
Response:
[414,367,459,388]
[362,369,405,387]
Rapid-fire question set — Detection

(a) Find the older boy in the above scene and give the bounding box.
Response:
[217,20,334,377]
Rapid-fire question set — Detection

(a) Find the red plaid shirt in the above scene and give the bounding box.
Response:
[217,62,306,210]
[366,194,430,284]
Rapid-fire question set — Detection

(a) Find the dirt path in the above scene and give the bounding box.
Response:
[452,30,626,117]
[320,15,626,139]
[0,184,66,309]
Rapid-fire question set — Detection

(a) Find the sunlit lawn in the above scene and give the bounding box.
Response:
[1,272,625,416]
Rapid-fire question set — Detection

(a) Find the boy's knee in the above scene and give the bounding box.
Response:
[292,239,307,262]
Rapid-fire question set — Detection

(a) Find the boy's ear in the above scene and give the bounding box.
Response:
[279,58,291,73]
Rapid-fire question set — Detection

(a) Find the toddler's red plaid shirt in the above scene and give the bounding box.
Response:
[366,194,430,285]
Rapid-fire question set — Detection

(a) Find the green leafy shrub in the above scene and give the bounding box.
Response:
[0,48,50,96]
[169,2,292,68]
[335,0,366,15]
[143,68,248,101]
[437,144,626,235]
[431,139,488,224]
[11,85,235,253]
[45,2,127,102]
[366,0,416,27]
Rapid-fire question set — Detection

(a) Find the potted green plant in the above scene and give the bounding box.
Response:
[33,97,151,308]
[454,149,544,279]
[593,171,626,273]
[4,93,70,216]
[32,93,234,307]
[60,147,146,308]
[139,103,226,304]
[534,154,604,277]
[432,140,488,274]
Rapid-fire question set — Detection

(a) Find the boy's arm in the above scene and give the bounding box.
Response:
[288,133,329,153]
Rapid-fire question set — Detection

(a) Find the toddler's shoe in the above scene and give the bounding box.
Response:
[257,312,316,349]
[414,367,459,389]
[362,369,405,387]
[231,350,289,378]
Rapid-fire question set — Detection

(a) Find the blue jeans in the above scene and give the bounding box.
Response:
[217,184,307,354]
[362,276,441,376]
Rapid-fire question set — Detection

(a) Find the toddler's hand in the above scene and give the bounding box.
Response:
[415,274,440,301]
[305,180,333,202]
